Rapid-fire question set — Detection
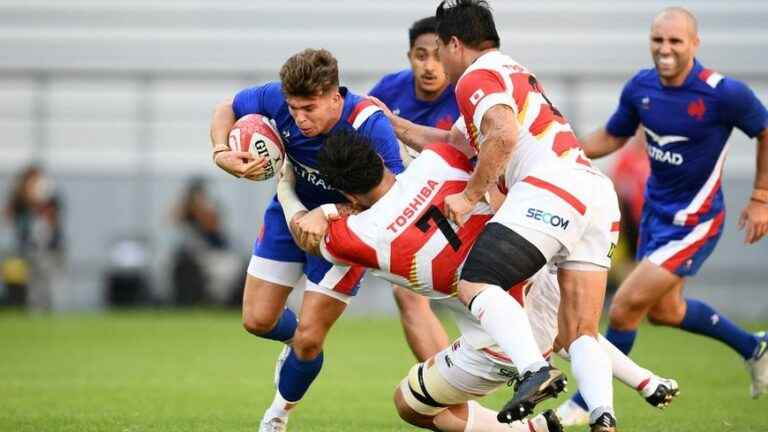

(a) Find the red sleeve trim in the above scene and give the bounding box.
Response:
[325,217,379,269]
[423,142,474,173]
[456,69,507,123]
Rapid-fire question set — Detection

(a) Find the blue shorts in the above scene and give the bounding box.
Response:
[637,207,725,277]
[248,195,362,299]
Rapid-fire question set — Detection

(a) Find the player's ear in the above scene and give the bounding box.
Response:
[449,36,461,52]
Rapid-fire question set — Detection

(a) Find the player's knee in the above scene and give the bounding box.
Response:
[242,310,278,336]
[393,387,421,425]
[393,380,439,430]
[608,298,642,329]
[291,324,325,361]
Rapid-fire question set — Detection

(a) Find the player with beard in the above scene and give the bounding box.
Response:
[556,7,768,426]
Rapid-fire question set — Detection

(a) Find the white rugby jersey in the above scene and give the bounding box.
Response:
[455,51,593,188]
[320,142,492,299]
[318,142,560,351]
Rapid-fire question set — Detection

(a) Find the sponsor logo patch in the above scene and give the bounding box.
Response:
[526,208,570,230]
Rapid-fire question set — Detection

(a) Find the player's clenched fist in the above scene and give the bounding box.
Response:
[292,208,333,250]
[444,191,476,226]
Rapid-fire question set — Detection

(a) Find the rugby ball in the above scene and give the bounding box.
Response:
[228,114,285,181]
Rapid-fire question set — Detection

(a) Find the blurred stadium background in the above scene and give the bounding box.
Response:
[0,0,765,317]
[1,1,767,431]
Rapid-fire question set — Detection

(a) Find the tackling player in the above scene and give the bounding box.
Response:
[373,2,622,429]
[368,15,460,362]
[209,48,404,432]
[277,131,679,432]
[558,7,768,426]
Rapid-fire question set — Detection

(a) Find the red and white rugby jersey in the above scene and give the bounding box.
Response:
[455,51,593,186]
[319,142,493,299]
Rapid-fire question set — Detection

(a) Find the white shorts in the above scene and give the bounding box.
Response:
[435,337,517,395]
[247,255,354,304]
[493,165,621,269]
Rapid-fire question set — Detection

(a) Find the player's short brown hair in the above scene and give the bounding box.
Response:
[279,49,339,97]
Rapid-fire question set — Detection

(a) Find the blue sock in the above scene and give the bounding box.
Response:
[605,327,637,355]
[277,348,324,402]
[680,298,758,360]
[571,327,637,411]
[261,308,298,343]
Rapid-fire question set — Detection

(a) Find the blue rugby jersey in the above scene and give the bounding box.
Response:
[233,82,404,208]
[606,59,768,226]
[369,69,459,131]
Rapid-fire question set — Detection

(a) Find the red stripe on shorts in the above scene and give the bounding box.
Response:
[522,176,587,215]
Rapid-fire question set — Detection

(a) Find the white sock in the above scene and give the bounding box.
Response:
[470,285,547,373]
[463,401,529,432]
[264,390,296,420]
[597,334,652,391]
[568,335,615,423]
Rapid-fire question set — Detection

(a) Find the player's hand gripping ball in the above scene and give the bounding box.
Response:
[228,114,285,181]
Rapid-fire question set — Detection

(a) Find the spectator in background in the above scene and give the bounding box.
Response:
[171,177,240,305]
[174,177,229,251]
[2,164,65,310]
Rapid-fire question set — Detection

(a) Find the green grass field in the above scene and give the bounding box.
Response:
[1,310,766,431]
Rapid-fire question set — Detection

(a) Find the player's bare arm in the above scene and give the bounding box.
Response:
[738,127,768,244]
[445,104,517,225]
[368,95,451,152]
[209,97,267,179]
[580,127,630,159]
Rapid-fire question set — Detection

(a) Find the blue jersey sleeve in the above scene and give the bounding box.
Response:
[719,78,768,138]
[368,78,386,99]
[605,77,641,138]
[232,81,283,120]
[359,112,405,174]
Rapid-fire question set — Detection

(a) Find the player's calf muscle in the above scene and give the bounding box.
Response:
[647,300,686,327]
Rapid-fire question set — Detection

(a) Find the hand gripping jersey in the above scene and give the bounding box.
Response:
[606,59,768,226]
[320,143,491,298]
[233,82,405,208]
[454,51,592,188]
[317,143,559,352]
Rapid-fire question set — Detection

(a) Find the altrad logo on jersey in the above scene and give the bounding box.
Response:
[526,208,570,230]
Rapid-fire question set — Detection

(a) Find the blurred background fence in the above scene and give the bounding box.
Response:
[0,0,765,317]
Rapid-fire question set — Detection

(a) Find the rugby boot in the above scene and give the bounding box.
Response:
[497,365,567,423]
